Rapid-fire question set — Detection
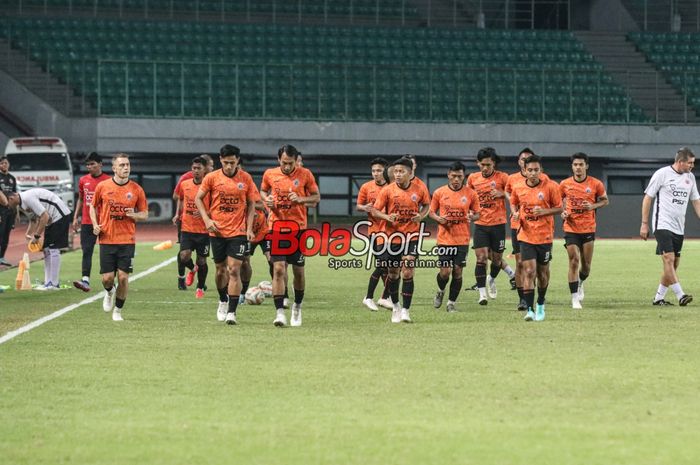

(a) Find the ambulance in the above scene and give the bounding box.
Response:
[3,137,74,209]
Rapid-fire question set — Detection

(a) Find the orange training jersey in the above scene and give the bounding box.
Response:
[467,170,509,226]
[251,208,268,244]
[92,179,147,245]
[506,171,550,230]
[261,166,319,231]
[510,177,562,245]
[199,168,259,238]
[373,180,430,243]
[179,178,208,234]
[430,184,479,246]
[559,175,606,234]
[357,180,388,237]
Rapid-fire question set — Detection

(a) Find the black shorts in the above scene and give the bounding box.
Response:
[248,239,271,256]
[520,242,553,265]
[437,244,468,268]
[511,228,520,254]
[472,223,506,253]
[269,230,306,267]
[564,232,595,249]
[655,229,684,257]
[45,215,71,249]
[80,226,98,251]
[211,236,247,263]
[99,244,135,274]
[375,240,420,268]
[180,232,210,257]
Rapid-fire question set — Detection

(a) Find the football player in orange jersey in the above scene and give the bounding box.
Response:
[505,147,544,311]
[509,154,562,322]
[261,144,321,327]
[173,154,213,290]
[371,157,430,323]
[429,161,480,312]
[357,157,390,311]
[90,154,148,321]
[196,145,259,325]
[176,156,211,299]
[467,147,510,305]
[560,153,608,309]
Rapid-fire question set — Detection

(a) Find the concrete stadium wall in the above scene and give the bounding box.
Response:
[92,117,700,161]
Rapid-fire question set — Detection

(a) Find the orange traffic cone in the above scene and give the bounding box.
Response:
[153,240,173,251]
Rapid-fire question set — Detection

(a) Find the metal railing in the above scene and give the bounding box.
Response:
[76,59,678,124]
[621,0,700,31]
[4,0,572,30]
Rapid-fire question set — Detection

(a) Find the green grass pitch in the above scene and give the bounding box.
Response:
[1,239,699,465]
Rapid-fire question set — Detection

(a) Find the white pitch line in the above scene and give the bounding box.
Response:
[0,256,177,346]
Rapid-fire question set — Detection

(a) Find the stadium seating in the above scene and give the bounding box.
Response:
[0,16,648,123]
[628,31,700,109]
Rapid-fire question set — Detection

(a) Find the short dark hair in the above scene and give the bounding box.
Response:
[370,157,388,167]
[392,157,413,170]
[192,156,205,166]
[571,152,589,164]
[0,156,7,162]
[676,147,695,162]
[278,144,299,159]
[383,167,392,184]
[85,152,102,163]
[524,154,542,166]
[404,154,416,161]
[220,144,240,158]
[477,147,501,165]
[448,161,466,172]
[518,148,535,159]
[200,154,214,166]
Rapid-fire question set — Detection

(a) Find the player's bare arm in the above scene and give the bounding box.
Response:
[125,208,148,221]
[72,196,83,231]
[357,203,373,213]
[692,198,700,219]
[246,197,256,242]
[532,205,563,217]
[640,194,653,240]
[32,211,50,240]
[370,207,397,223]
[195,187,218,233]
[260,189,275,209]
[429,210,447,225]
[289,190,320,205]
[172,197,182,225]
[584,195,609,210]
[560,198,569,220]
[89,203,101,235]
[412,204,430,223]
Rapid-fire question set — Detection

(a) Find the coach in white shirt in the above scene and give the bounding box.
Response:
[640,147,700,306]
[4,188,72,290]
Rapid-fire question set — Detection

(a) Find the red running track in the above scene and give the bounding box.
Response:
[0,223,178,269]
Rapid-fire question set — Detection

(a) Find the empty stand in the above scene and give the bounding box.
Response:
[0,16,648,123]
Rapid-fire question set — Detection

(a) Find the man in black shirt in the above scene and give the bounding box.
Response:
[0,156,18,266]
